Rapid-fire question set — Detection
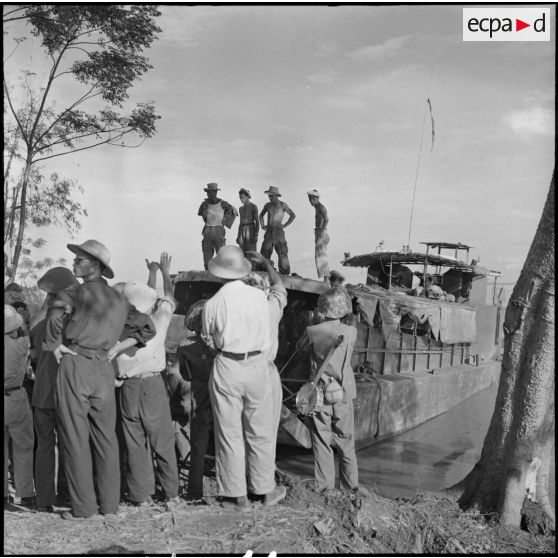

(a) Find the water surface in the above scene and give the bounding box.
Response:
[277,382,555,507]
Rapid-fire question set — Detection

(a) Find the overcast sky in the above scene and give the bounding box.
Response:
[4,4,555,290]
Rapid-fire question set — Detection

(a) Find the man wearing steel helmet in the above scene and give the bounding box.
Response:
[306,288,359,491]
[44,239,156,520]
[202,245,286,511]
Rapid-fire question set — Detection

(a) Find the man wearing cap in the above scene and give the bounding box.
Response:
[306,288,359,491]
[259,186,296,275]
[236,188,259,255]
[202,245,285,511]
[198,183,238,270]
[44,239,156,520]
[4,304,36,508]
[29,267,77,512]
[307,189,330,280]
[112,252,180,510]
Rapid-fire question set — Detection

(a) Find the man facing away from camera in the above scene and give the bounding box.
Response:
[44,239,156,520]
[202,245,286,511]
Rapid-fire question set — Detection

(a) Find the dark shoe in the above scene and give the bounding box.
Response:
[37,505,55,513]
[20,496,37,508]
[264,485,287,506]
[4,495,14,506]
[60,510,99,521]
[220,495,251,512]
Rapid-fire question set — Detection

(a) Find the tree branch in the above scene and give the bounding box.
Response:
[32,82,101,150]
[32,134,133,163]
[3,77,28,145]
[34,124,131,153]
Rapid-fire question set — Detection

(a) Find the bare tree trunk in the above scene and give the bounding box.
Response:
[9,157,32,281]
[447,171,555,530]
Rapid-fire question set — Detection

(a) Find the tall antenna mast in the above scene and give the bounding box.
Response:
[406,66,434,250]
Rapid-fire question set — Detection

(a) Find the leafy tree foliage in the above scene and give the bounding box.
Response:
[3,5,161,278]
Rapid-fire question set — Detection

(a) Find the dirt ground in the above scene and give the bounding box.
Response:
[3,468,555,556]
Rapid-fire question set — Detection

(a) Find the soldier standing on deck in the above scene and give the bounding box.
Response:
[44,239,156,520]
[307,189,330,280]
[259,186,296,275]
[198,183,238,270]
[236,188,259,255]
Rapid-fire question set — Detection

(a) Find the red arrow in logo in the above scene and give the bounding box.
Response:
[516,19,530,31]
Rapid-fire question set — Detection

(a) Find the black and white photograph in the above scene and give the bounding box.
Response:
[3,2,555,555]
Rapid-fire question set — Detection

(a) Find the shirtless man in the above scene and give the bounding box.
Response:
[236,188,259,255]
[307,189,330,280]
[259,186,296,275]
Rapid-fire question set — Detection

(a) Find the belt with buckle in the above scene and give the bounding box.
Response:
[219,350,261,361]
[4,386,22,396]
[67,344,108,360]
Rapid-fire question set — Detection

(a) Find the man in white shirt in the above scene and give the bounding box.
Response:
[112,252,180,509]
[202,245,285,511]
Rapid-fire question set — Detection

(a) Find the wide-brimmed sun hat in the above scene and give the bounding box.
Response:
[67,239,114,279]
[307,189,320,198]
[122,281,158,313]
[4,304,23,334]
[204,182,220,192]
[37,267,78,294]
[208,245,252,280]
[317,288,351,319]
[329,270,345,282]
[264,185,281,196]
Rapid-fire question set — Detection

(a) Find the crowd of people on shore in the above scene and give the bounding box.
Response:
[4,184,360,519]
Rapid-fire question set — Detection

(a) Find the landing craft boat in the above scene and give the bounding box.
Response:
[166,241,504,450]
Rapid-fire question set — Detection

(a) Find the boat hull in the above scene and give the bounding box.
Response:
[278,360,501,450]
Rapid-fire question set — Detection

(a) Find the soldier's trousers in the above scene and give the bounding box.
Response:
[120,374,178,503]
[310,399,359,490]
[33,407,68,507]
[314,229,330,279]
[202,226,226,269]
[261,226,290,275]
[187,381,214,500]
[55,354,120,517]
[4,389,35,498]
[237,224,258,254]
[209,354,276,497]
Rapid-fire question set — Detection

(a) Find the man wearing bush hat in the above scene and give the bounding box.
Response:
[306,288,359,491]
[198,183,238,270]
[259,186,296,275]
[112,252,181,510]
[202,246,285,510]
[44,239,156,520]
[4,304,36,508]
[307,189,330,280]
[30,266,77,512]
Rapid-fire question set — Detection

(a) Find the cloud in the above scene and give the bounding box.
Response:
[503,106,554,136]
[306,70,339,85]
[157,6,220,46]
[347,35,412,63]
